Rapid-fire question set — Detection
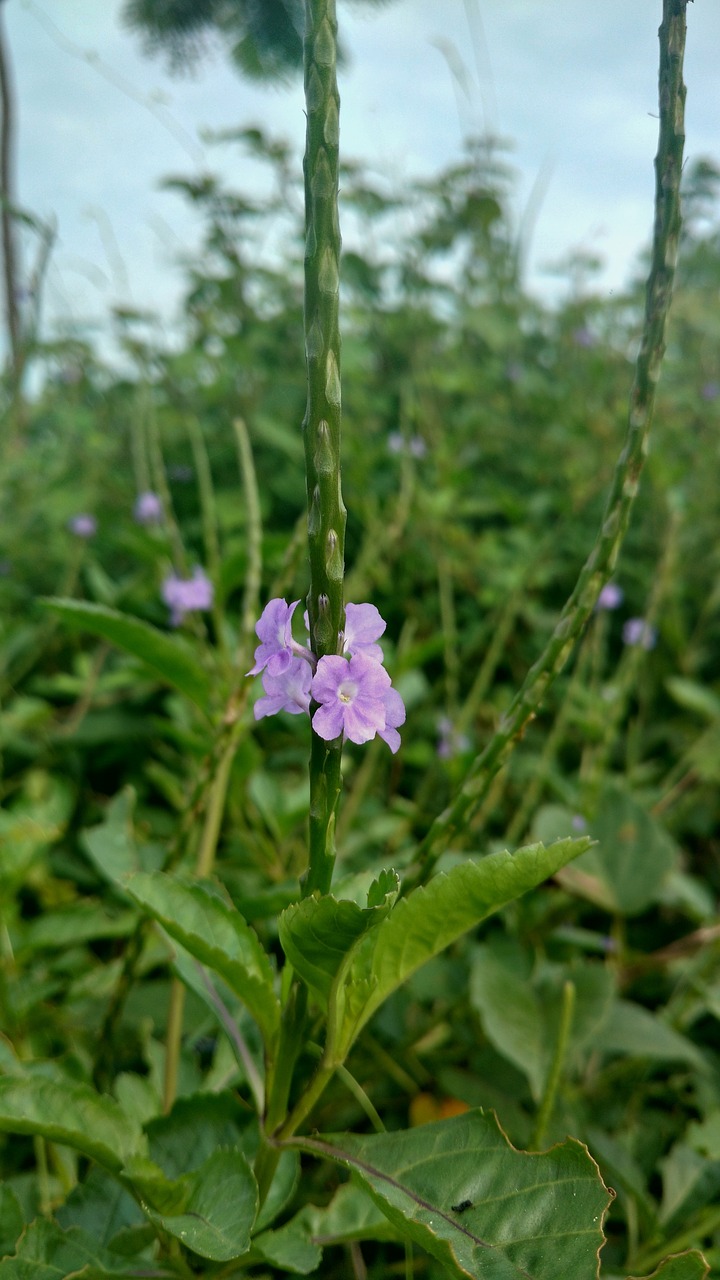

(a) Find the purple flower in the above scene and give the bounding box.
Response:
[622,617,657,650]
[596,582,624,611]
[571,814,587,832]
[134,491,163,525]
[68,514,97,538]
[162,567,213,626]
[247,597,405,752]
[254,657,312,720]
[247,598,305,677]
[572,326,596,349]
[701,381,720,401]
[437,715,471,760]
[311,652,396,747]
[341,602,386,662]
[387,431,426,459]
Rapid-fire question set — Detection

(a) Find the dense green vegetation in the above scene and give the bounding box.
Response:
[1,5,719,1275]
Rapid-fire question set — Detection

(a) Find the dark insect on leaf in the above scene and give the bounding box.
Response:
[451,1199,473,1213]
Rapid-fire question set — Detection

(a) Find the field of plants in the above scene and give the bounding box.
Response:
[1,1,719,1277]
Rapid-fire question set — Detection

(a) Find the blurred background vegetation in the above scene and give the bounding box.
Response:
[2,12,720,1268]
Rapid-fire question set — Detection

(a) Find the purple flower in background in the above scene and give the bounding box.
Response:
[596,582,624,611]
[437,715,471,760]
[622,617,657,650]
[701,381,720,401]
[572,326,596,349]
[254,657,312,720]
[248,598,304,676]
[134,491,163,525]
[571,814,587,832]
[68,514,97,538]
[388,431,426,459]
[341,602,386,662]
[311,652,393,747]
[162,567,213,626]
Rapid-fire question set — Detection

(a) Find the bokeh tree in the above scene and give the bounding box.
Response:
[122,0,396,82]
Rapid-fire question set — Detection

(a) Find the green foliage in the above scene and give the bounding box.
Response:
[303,1109,610,1279]
[1,5,718,1276]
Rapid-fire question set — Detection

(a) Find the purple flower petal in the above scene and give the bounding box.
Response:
[248,598,300,676]
[254,657,312,720]
[342,602,386,661]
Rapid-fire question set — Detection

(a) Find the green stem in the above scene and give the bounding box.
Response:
[163,977,185,1113]
[302,0,346,898]
[405,0,689,889]
[530,979,575,1151]
[233,417,263,663]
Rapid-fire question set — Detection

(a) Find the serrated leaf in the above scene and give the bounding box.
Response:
[296,1109,610,1280]
[279,870,399,1001]
[124,872,280,1052]
[627,1251,710,1280]
[331,837,590,1059]
[0,1077,144,1173]
[43,598,212,713]
[142,1148,257,1261]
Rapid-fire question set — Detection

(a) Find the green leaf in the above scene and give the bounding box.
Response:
[658,1142,720,1235]
[331,837,590,1059]
[0,1217,141,1278]
[303,1181,399,1244]
[55,1167,145,1248]
[469,940,615,1100]
[42,598,213,713]
[600,1001,707,1071]
[18,903,136,952]
[297,1109,610,1280]
[141,1148,257,1261]
[0,772,74,888]
[665,676,720,721]
[124,872,280,1052]
[80,789,140,887]
[553,785,678,915]
[0,1186,24,1258]
[278,869,399,1001]
[0,1077,144,1173]
[627,1252,710,1280]
[145,1091,250,1180]
[250,1218,322,1274]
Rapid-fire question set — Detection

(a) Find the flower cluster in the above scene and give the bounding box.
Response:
[248,599,405,752]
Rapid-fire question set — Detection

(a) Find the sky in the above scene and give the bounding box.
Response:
[4,0,719,359]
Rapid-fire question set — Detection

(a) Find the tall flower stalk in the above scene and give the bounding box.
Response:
[301,0,347,897]
[406,0,689,889]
